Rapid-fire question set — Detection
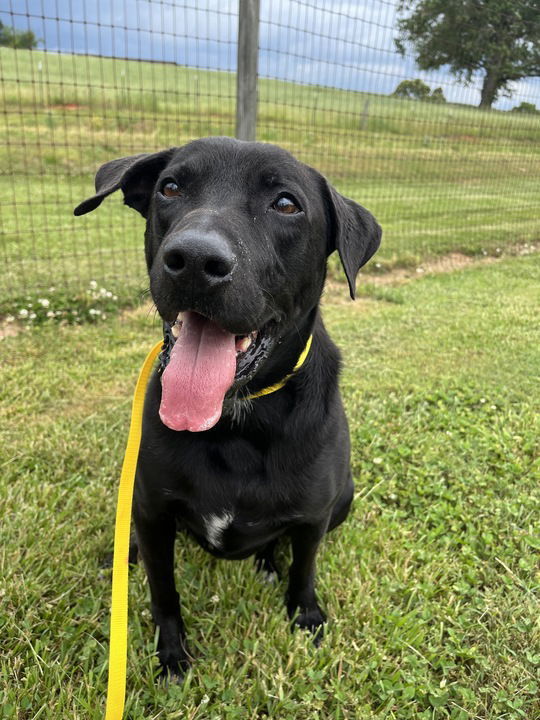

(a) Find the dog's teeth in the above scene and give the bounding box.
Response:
[237,336,252,353]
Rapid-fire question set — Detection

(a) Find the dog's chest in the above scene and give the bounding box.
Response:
[179,492,284,556]
[201,511,235,549]
[147,423,306,556]
[170,471,296,557]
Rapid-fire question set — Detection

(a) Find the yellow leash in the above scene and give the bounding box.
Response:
[103,334,312,718]
[104,340,162,720]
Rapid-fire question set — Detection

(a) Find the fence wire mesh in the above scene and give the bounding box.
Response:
[1,0,538,316]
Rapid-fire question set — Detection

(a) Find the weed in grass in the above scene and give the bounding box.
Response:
[1,281,138,330]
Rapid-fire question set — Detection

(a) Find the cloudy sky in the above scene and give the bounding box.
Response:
[2,0,539,109]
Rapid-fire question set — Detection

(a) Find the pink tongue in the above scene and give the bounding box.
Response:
[159,311,236,432]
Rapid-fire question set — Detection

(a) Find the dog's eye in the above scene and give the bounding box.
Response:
[161,181,182,198]
[273,196,300,214]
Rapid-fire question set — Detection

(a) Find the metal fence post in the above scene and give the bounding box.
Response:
[236,0,260,141]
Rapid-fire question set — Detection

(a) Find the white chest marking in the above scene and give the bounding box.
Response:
[203,512,234,549]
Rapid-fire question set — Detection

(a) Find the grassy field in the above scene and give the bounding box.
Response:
[1,43,540,719]
[1,47,539,312]
[1,255,539,719]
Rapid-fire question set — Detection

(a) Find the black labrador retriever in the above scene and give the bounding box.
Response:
[75,137,381,678]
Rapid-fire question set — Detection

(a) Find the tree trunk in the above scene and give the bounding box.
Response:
[479,68,501,109]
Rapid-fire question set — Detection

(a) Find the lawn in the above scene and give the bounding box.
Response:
[1,47,539,311]
[1,255,539,719]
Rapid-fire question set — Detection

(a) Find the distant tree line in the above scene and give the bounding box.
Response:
[391,79,538,113]
[393,79,446,103]
[0,21,38,49]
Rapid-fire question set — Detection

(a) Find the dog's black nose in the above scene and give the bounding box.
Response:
[163,231,236,287]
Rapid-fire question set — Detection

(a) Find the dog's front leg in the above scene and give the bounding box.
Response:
[286,523,327,644]
[133,509,190,679]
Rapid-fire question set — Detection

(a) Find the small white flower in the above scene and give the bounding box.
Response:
[18,308,29,318]
[46,310,55,318]
[89,280,98,289]
[100,287,107,296]
[373,457,383,465]
[38,298,50,307]
[480,397,486,404]
[29,312,37,320]
[211,594,219,603]
[48,286,56,292]
[112,295,118,301]
[89,308,97,315]
[106,291,112,298]
[6,314,15,323]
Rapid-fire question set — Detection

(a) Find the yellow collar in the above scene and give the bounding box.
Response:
[246,334,313,400]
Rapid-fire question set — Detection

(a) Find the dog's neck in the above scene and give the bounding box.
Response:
[242,306,318,397]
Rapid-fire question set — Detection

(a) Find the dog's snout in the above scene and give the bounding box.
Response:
[163,231,236,287]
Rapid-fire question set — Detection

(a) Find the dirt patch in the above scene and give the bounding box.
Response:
[0,322,20,340]
[362,252,495,286]
[324,244,537,301]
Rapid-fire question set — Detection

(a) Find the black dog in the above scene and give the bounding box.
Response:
[75,137,381,678]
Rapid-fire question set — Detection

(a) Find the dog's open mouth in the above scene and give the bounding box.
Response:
[159,310,275,432]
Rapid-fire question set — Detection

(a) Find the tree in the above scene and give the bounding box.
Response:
[395,0,540,109]
[392,79,446,102]
[428,87,446,103]
[511,101,538,113]
[393,78,432,100]
[0,21,38,50]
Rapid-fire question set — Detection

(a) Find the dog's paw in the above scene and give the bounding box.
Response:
[288,605,327,646]
[157,655,191,685]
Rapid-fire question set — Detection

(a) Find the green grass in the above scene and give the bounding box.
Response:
[1,255,539,719]
[1,47,539,309]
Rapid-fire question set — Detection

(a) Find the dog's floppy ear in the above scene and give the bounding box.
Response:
[74,148,176,218]
[324,182,382,299]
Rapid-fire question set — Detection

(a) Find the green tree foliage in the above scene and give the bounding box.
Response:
[395,0,540,108]
[394,78,432,99]
[511,100,538,113]
[0,21,38,50]
[429,87,446,103]
[393,79,446,102]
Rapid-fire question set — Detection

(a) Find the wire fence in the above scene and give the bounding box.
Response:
[1,0,539,315]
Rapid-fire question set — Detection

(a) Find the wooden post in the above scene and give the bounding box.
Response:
[236,0,260,141]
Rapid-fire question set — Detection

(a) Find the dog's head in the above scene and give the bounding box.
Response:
[75,137,381,431]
